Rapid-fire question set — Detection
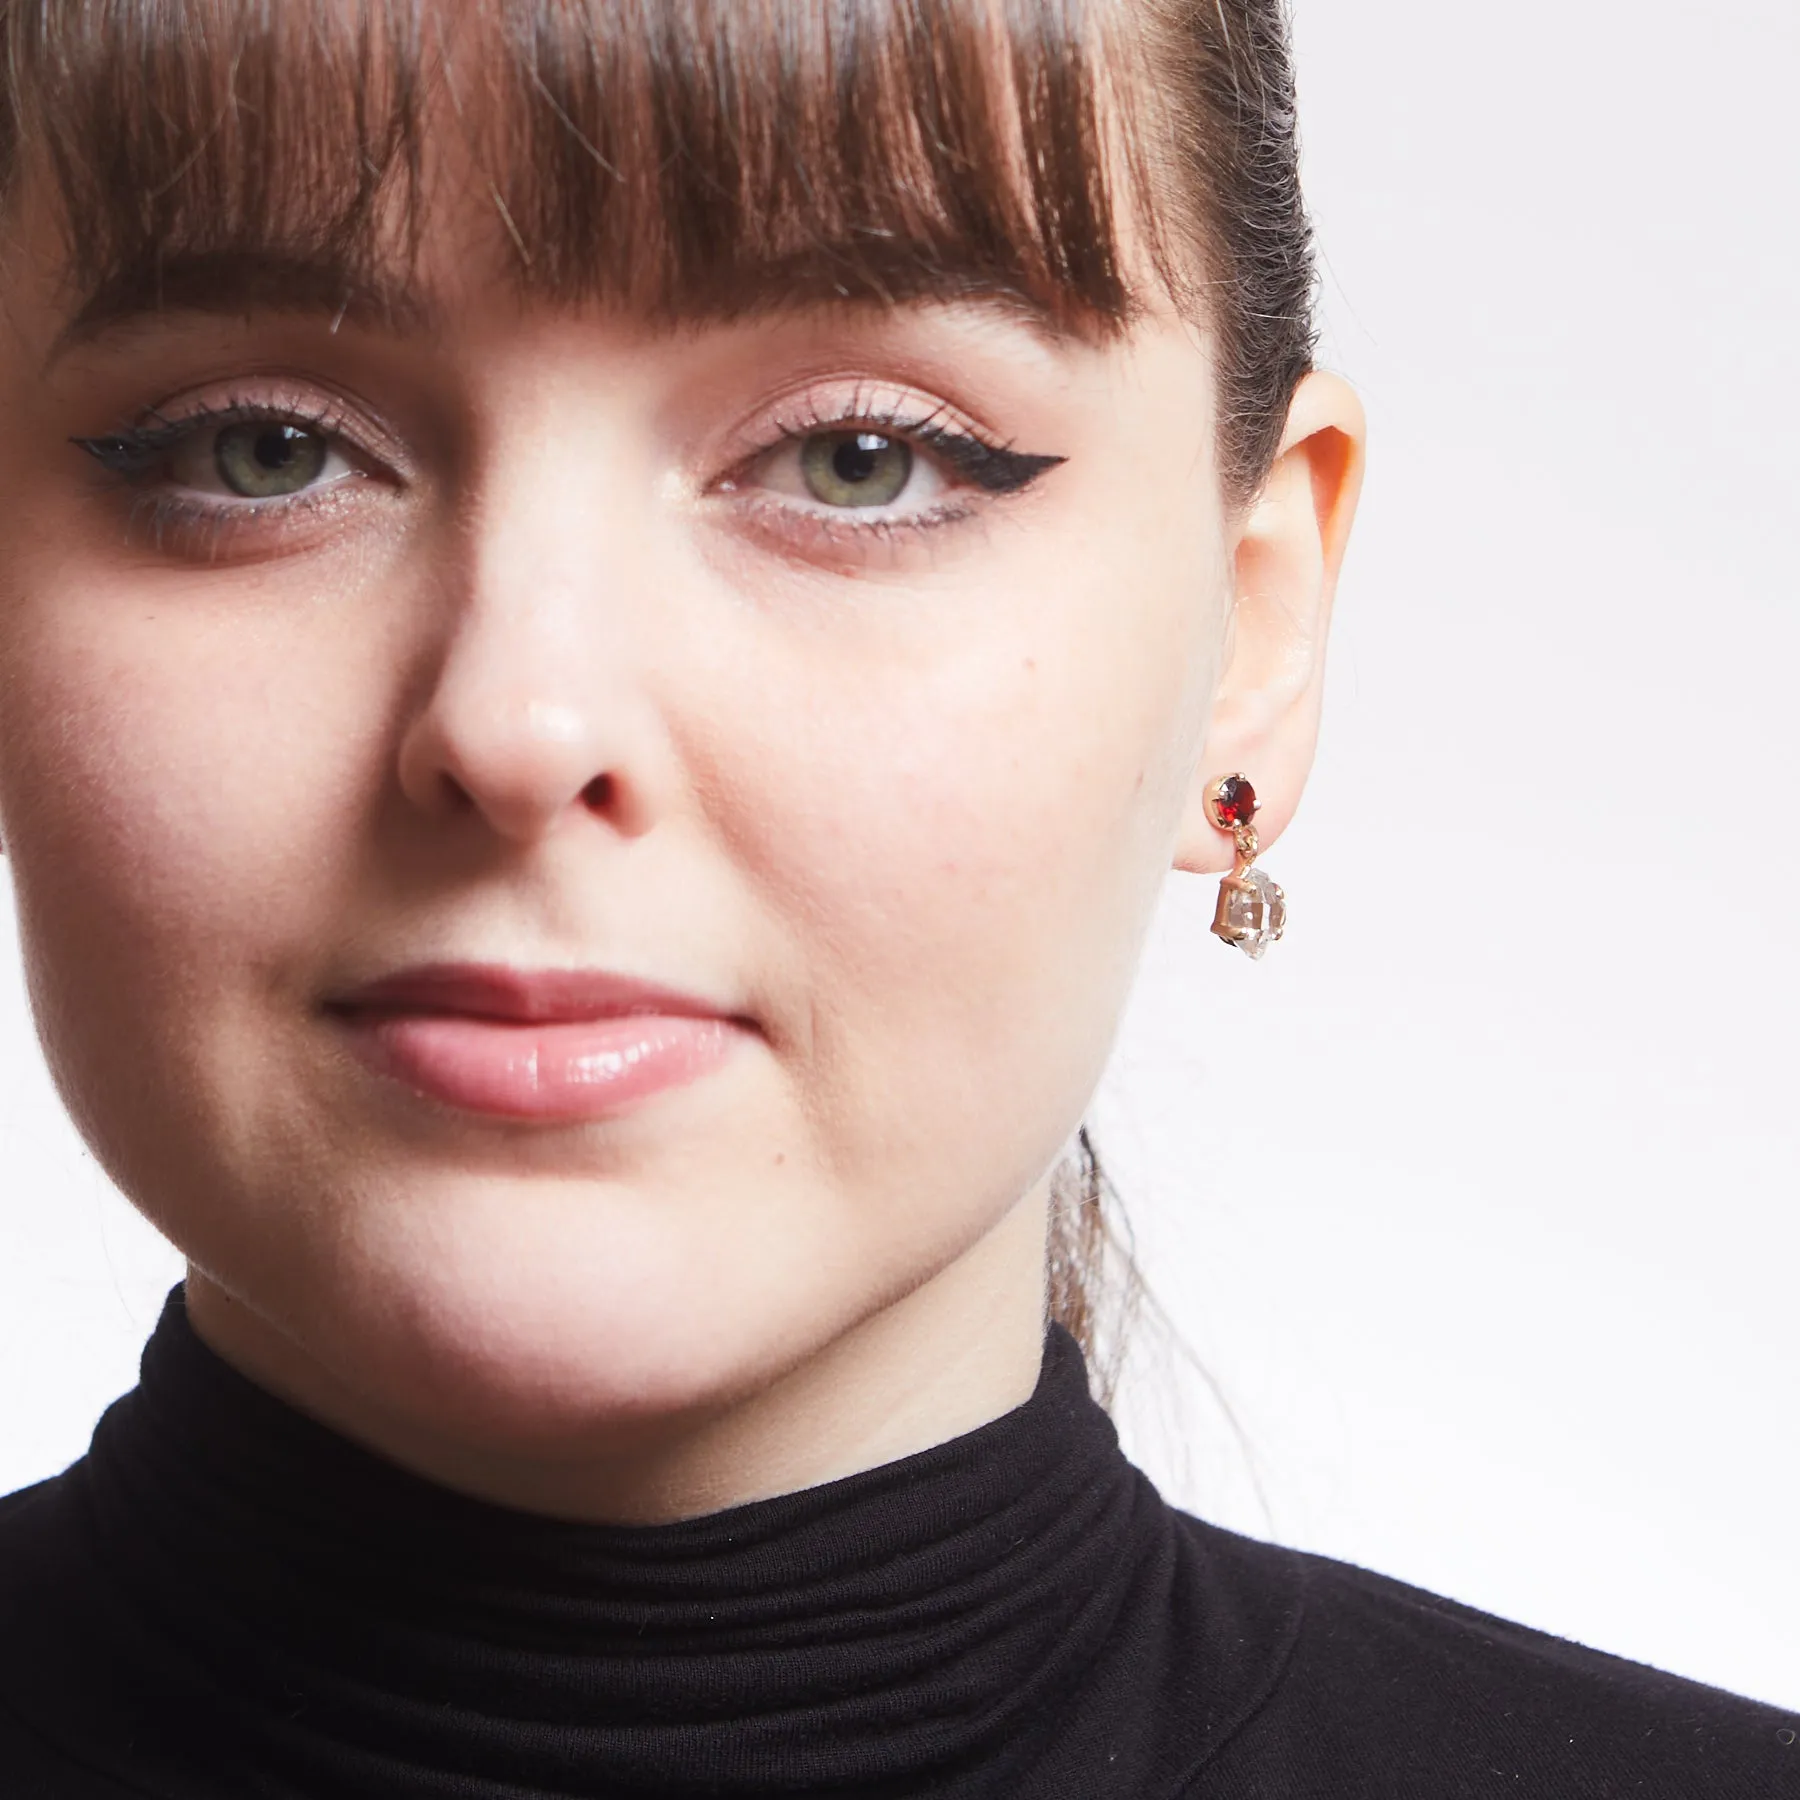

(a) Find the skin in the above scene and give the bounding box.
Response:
[0,149,1362,1525]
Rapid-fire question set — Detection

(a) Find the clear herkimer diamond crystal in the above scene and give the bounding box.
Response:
[1213,867,1287,960]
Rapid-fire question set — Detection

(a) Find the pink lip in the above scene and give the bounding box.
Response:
[325,963,748,1121]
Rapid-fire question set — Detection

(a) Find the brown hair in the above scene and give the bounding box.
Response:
[0,0,1316,1356]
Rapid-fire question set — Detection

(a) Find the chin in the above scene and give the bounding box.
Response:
[224,1167,878,1458]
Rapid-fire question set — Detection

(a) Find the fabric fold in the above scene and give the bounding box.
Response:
[2,1285,1258,1798]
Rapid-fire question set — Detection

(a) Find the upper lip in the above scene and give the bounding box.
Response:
[325,963,737,1025]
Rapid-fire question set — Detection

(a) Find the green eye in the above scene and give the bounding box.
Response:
[215,422,329,499]
[798,431,913,508]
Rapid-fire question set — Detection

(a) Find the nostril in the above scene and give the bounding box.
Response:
[582,773,615,811]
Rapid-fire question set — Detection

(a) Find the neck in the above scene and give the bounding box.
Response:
[184,1182,1052,1524]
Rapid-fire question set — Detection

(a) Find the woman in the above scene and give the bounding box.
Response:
[0,0,1792,1794]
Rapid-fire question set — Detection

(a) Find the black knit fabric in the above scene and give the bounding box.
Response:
[0,1286,1793,1798]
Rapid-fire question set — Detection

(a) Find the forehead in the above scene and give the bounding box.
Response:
[5,0,1160,347]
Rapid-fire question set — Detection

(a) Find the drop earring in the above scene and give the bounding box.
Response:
[1206,774,1287,960]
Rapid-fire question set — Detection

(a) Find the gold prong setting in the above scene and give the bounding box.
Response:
[1205,775,1287,960]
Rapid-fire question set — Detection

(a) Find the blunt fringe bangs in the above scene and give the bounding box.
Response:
[0,0,1317,502]
[1,1,1133,335]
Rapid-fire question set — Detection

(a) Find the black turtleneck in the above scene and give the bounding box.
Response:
[0,1288,1793,1798]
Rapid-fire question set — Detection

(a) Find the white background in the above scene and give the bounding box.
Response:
[2,0,1796,1712]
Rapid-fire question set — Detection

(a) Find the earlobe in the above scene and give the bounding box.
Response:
[1174,371,1366,875]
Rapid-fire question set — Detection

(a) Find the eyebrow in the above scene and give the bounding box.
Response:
[45,251,443,369]
[44,243,1105,371]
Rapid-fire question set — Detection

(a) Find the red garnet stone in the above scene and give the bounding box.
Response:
[1214,775,1258,829]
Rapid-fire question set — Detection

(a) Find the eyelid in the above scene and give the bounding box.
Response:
[714,379,1064,502]
[71,386,409,488]
[68,386,407,562]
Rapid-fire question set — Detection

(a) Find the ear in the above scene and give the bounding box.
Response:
[1174,371,1366,874]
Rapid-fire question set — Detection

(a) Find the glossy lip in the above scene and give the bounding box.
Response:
[322,963,751,1122]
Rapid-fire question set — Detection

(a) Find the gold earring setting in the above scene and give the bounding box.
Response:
[1206,774,1287,960]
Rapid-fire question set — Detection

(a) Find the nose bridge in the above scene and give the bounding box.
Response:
[396,405,666,843]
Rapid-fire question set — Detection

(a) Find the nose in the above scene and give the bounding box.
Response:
[395,506,670,848]
[399,684,647,843]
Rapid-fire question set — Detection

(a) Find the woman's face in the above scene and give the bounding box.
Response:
[0,131,1347,1506]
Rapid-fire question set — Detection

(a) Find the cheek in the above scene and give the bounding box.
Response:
[698,556,1222,1186]
[0,586,363,1151]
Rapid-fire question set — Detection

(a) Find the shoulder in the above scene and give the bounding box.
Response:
[0,1705,147,1800]
[0,1473,136,1795]
[0,1471,75,1568]
[1172,1515,1800,1799]
[0,1470,81,1569]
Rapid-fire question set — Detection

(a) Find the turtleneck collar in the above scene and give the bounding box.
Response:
[3,1283,1277,1799]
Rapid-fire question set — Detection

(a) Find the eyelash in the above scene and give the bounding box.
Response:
[72,389,1064,557]
[73,398,368,557]
[74,399,342,479]
[743,388,1061,497]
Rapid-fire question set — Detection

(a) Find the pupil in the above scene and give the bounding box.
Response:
[832,434,888,485]
[256,429,301,470]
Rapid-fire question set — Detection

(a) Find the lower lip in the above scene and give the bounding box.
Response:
[331,1009,742,1121]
